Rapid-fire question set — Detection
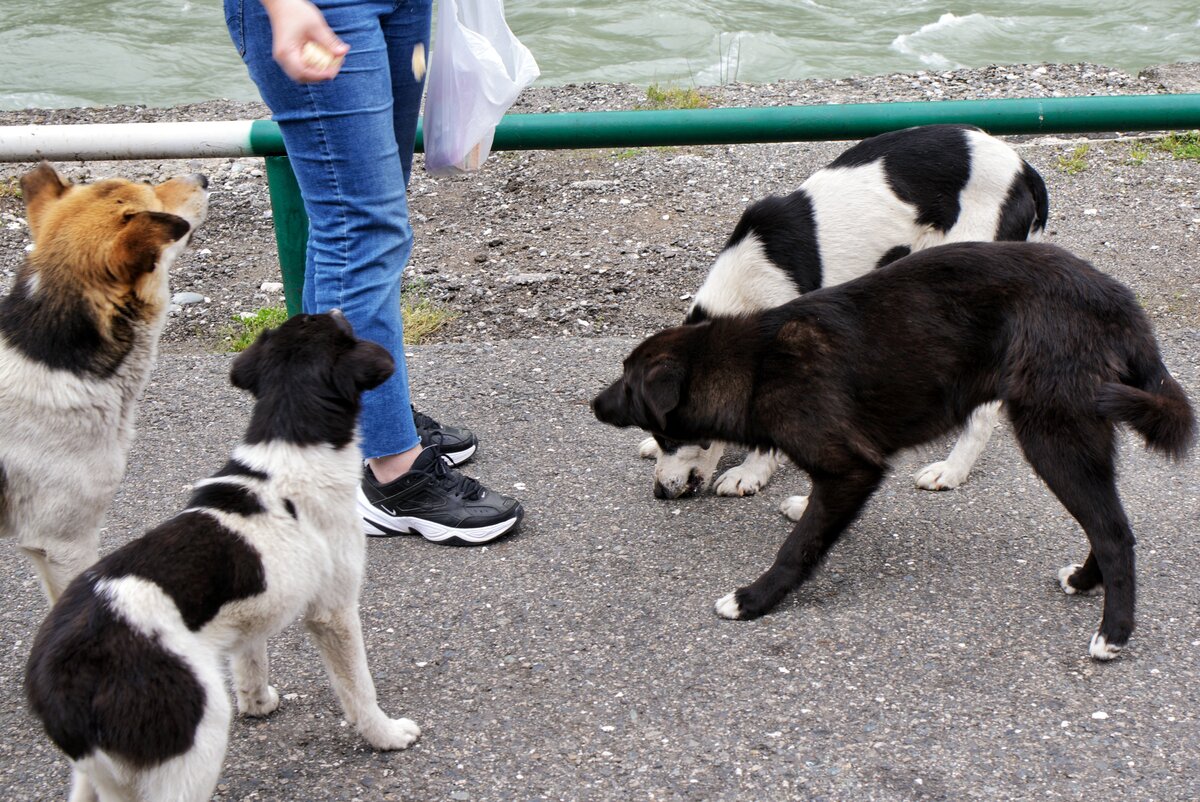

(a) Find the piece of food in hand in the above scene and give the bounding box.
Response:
[412,43,426,81]
[301,41,344,72]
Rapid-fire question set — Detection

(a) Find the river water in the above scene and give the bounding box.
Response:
[1,1,1197,111]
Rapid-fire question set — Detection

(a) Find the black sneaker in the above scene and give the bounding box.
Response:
[412,406,477,466]
[358,446,523,545]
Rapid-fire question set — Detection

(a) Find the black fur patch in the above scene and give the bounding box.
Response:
[726,190,824,293]
[96,511,266,631]
[0,276,139,377]
[25,573,207,766]
[830,124,974,233]
[284,498,298,519]
[0,462,8,527]
[996,161,1050,241]
[187,482,265,517]
[232,313,394,448]
[213,458,269,482]
[876,245,912,268]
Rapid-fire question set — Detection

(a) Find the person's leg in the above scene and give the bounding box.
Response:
[234,0,418,465]
[227,0,520,544]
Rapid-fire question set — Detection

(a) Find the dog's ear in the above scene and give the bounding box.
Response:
[111,211,192,278]
[641,359,685,432]
[230,329,271,394]
[345,340,395,392]
[20,162,69,241]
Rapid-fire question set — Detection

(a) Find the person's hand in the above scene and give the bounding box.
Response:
[260,0,349,83]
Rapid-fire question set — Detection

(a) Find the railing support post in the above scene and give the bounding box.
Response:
[263,155,307,317]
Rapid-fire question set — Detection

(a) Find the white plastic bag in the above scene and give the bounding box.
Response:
[423,0,539,175]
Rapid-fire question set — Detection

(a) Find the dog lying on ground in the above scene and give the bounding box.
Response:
[0,162,208,603]
[644,124,1049,502]
[594,242,1194,660]
[26,311,420,802]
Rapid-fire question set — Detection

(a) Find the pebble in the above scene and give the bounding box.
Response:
[171,291,206,305]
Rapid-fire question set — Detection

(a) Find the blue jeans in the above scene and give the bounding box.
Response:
[225,0,432,458]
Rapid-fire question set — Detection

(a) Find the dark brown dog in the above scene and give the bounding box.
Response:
[593,241,1194,660]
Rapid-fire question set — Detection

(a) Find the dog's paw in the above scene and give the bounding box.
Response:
[1089,632,1124,661]
[913,460,967,491]
[714,466,764,497]
[237,684,280,717]
[654,469,710,499]
[714,591,744,619]
[638,437,660,459]
[363,716,422,751]
[779,494,809,521]
[1057,564,1101,596]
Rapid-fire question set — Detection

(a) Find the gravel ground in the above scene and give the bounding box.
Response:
[2,61,1199,351]
[1,63,1199,801]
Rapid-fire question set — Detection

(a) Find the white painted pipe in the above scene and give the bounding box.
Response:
[0,120,261,162]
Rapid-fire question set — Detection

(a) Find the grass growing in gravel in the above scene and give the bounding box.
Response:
[401,279,456,344]
[642,84,710,110]
[222,282,454,352]
[224,306,288,352]
[1154,131,1200,160]
[1127,140,1150,165]
[0,177,20,199]
[1056,143,1090,175]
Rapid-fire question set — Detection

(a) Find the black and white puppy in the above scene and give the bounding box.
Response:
[595,242,1194,660]
[26,311,419,802]
[644,124,1049,501]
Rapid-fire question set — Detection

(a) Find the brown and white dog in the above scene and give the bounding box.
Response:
[594,242,1194,660]
[0,162,208,603]
[26,311,419,802]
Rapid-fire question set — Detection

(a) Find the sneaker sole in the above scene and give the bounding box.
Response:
[440,442,477,467]
[358,494,520,546]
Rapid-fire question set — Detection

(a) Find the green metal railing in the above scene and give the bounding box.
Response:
[4,93,1200,313]
[258,93,1200,314]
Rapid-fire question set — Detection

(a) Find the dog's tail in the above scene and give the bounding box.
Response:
[1097,362,1195,459]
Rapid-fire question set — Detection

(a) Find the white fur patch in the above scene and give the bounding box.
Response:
[691,233,800,317]
[914,401,1001,490]
[714,448,783,497]
[1057,563,1101,597]
[1057,564,1083,595]
[638,436,661,459]
[714,592,742,619]
[654,442,724,498]
[1089,632,1123,661]
[804,161,923,286]
[780,494,810,521]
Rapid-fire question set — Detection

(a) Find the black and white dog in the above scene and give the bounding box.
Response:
[595,242,1194,660]
[644,124,1049,503]
[26,312,419,802]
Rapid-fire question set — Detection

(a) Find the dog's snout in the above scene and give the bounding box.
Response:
[192,173,209,190]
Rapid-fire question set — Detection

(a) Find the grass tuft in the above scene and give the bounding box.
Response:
[642,85,710,110]
[401,279,456,344]
[1154,130,1200,160]
[221,280,455,353]
[224,307,289,353]
[1056,143,1090,175]
[1127,140,1150,165]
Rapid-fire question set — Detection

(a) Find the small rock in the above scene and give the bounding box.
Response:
[172,291,206,305]
[260,281,284,293]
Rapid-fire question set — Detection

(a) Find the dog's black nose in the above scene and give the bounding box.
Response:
[191,173,209,189]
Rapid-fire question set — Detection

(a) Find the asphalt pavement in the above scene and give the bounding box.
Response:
[1,324,1197,801]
